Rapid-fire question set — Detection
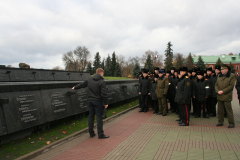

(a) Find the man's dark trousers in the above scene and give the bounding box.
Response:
[88,101,104,137]
[141,94,148,111]
[180,103,190,125]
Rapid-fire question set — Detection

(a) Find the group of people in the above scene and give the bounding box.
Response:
[138,64,236,128]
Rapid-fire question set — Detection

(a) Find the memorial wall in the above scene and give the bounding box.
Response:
[0,68,139,141]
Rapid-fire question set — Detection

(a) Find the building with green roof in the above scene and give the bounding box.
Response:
[192,53,240,74]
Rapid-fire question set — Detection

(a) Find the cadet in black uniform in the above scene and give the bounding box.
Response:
[175,67,192,126]
[150,74,159,114]
[172,69,179,113]
[193,70,210,118]
[191,67,198,116]
[138,70,144,108]
[170,67,175,75]
[139,69,151,112]
[210,66,220,117]
[206,67,213,116]
[167,70,176,112]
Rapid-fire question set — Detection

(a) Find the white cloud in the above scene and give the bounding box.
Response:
[0,0,240,69]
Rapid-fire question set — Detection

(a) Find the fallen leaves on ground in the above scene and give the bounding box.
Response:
[62,131,67,134]
[39,137,41,140]
[46,141,51,145]
[31,141,34,144]
[112,112,116,114]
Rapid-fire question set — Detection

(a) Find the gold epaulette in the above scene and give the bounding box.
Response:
[205,79,208,80]
[186,76,188,78]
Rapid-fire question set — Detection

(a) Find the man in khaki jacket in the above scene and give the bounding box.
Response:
[155,69,169,116]
[215,64,236,128]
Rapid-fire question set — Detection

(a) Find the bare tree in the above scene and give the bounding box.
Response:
[62,46,90,71]
[141,50,163,68]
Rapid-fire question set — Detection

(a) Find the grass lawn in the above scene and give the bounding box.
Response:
[103,77,134,80]
[0,99,138,160]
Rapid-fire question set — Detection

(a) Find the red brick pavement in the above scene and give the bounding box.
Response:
[51,109,152,160]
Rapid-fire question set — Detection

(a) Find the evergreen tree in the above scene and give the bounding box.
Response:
[174,53,184,69]
[144,54,154,73]
[86,62,93,75]
[196,56,205,70]
[101,58,105,70]
[133,62,141,78]
[164,41,173,71]
[114,63,122,77]
[215,58,223,67]
[93,52,101,73]
[104,54,112,76]
[229,62,235,73]
[185,53,194,69]
[111,51,117,76]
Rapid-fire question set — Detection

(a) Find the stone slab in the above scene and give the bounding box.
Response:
[0,69,10,81]
[41,88,73,122]
[21,70,36,81]
[69,73,82,81]
[53,72,70,81]
[70,88,88,114]
[0,91,46,134]
[34,70,55,81]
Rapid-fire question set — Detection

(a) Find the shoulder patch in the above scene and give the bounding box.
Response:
[205,79,208,80]
[186,76,188,78]
[165,76,168,78]
[187,82,190,86]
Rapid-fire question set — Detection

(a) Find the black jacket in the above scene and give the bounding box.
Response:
[175,74,192,104]
[235,76,240,99]
[139,76,151,95]
[167,75,176,98]
[74,74,108,105]
[193,78,210,102]
[205,75,212,94]
[210,73,219,98]
[150,80,158,100]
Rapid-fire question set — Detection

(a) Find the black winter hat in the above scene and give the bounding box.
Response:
[215,65,221,70]
[143,69,148,73]
[154,67,160,70]
[166,70,171,74]
[197,70,204,76]
[180,67,188,72]
[192,67,199,72]
[170,67,175,70]
[174,69,179,73]
[188,69,192,73]
[207,67,213,71]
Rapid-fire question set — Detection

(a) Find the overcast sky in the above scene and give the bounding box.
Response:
[0,0,239,69]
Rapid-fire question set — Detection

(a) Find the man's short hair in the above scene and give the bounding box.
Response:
[96,68,104,74]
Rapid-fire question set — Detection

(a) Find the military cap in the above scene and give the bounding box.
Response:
[166,70,171,74]
[215,65,221,70]
[154,67,160,70]
[207,67,212,71]
[170,67,175,70]
[174,69,179,72]
[197,70,204,76]
[188,69,192,73]
[221,64,230,70]
[160,68,165,73]
[141,68,146,71]
[158,69,164,73]
[204,70,207,74]
[180,67,188,72]
[143,69,148,73]
[192,67,199,72]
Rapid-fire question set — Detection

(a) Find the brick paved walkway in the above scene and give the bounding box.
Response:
[33,90,240,160]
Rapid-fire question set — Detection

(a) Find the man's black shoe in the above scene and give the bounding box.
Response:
[90,134,96,138]
[228,125,235,128]
[162,114,167,116]
[98,135,110,139]
[211,114,216,117]
[216,123,223,127]
[172,110,176,113]
[153,111,157,114]
[175,119,181,121]
[179,123,189,126]
[139,110,144,112]
[178,121,183,124]
[144,110,147,113]
[194,115,200,118]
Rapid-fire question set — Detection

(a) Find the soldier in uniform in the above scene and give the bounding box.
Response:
[191,67,198,116]
[210,65,221,117]
[170,67,175,75]
[155,69,169,116]
[138,71,144,108]
[175,67,192,126]
[167,70,176,112]
[206,67,213,116]
[173,69,179,113]
[139,69,151,113]
[215,64,236,128]
[154,67,160,76]
[193,70,210,118]
[150,74,159,114]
